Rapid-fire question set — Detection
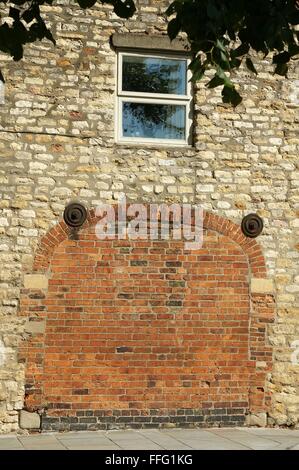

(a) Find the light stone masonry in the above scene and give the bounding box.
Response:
[0,0,298,432]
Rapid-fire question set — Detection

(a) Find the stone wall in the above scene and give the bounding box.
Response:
[0,0,298,432]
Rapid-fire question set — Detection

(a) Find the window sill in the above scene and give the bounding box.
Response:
[114,141,194,151]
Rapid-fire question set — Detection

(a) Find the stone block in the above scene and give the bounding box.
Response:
[251,278,274,294]
[19,410,40,430]
[25,320,46,335]
[248,412,267,427]
[24,274,48,290]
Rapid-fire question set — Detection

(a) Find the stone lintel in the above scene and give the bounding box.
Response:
[111,33,191,53]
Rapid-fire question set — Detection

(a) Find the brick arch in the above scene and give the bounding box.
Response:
[33,207,267,277]
[20,207,274,431]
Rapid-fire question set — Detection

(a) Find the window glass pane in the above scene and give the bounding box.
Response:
[122,56,187,95]
[122,102,186,140]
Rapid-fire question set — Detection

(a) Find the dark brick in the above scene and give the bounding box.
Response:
[41,417,59,424]
[116,346,133,353]
[69,424,88,431]
[143,423,160,429]
[210,408,227,415]
[130,260,148,266]
[101,416,116,423]
[73,389,89,395]
[172,416,187,423]
[79,417,97,423]
[60,417,78,423]
[55,403,71,409]
[133,416,151,423]
[168,281,186,287]
[117,293,134,299]
[166,301,182,307]
[116,416,131,423]
[186,415,204,422]
[152,416,170,423]
[29,293,46,299]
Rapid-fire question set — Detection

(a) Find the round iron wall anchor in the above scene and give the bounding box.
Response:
[241,213,263,238]
[63,202,87,228]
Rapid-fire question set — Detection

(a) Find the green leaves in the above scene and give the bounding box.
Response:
[272,51,292,76]
[231,43,250,58]
[207,73,226,89]
[0,0,299,108]
[207,68,233,89]
[0,1,57,64]
[77,0,97,8]
[22,5,40,24]
[222,86,242,107]
[189,57,207,82]
[274,63,288,76]
[245,57,257,75]
[110,0,136,18]
[77,0,136,16]
[9,7,20,21]
[0,0,137,81]
[207,2,220,20]
[168,18,181,41]
[166,0,299,106]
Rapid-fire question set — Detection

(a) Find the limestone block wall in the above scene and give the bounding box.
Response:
[0,0,298,431]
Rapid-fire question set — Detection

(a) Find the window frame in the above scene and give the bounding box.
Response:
[116,49,193,146]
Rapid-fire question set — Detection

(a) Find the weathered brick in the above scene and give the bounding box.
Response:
[0,0,297,433]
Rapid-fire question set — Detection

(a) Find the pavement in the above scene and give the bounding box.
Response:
[0,427,299,450]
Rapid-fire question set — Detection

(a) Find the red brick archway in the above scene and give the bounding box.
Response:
[19,209,274,430]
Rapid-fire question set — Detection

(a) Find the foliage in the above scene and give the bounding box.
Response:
[0,1,135,71]
[166,0,299,105]
[1,0,299,105]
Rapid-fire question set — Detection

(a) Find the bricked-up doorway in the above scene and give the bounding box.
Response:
[19,209,274,430]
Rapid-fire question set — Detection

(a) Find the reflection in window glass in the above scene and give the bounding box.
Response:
[122,102,185,140]
[122,56,187,95]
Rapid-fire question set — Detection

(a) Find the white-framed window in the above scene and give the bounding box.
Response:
[116,50,192,146]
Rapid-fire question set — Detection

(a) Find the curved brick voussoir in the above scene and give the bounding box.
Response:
[33,207,267,278]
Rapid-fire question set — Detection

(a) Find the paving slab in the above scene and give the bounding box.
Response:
[56,431,107,440]
[245,427,299,437]
[290,444,299,450]
[160,429,217,439]
[160,429,249,450]
[0,437,23,450]
[18,435,66,450]
[0,428,299,450]
[208,429,282,450]
[105,430,162,449]
[56,431,105,441]
[60,441,121,450]
[137,429,192,450]
[260,436,299,448]
[107,440,162,450]
[59,436,121,450]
